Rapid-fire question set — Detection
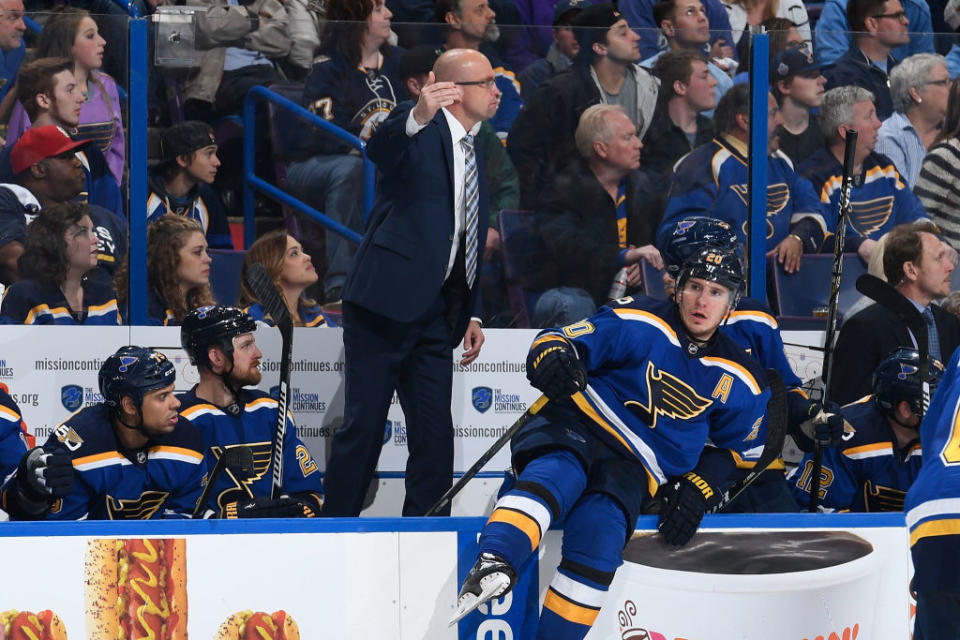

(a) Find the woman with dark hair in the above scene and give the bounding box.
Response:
[0,202,119,324]
[915,77,960,250]
[114,216,215,325]
[285,0,405,306]
[239,230,326,327]
[7,7,124,185]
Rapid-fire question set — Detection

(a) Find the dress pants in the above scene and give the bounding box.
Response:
[323,292,458,516]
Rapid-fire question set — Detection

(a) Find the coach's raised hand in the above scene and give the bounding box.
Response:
[412,71,462,126]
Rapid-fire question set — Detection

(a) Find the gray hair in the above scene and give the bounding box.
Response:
[819,85,876,144]
[889,53,948,113]
[575,104,627,159]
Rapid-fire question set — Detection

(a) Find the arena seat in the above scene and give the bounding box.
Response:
[209,249,246,306]
[769,253,865,326]
[498,210,540,328]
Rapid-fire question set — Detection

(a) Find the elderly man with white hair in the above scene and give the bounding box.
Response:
[875,53,950,188]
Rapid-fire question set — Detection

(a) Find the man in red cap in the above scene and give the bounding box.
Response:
[0,125,126,284]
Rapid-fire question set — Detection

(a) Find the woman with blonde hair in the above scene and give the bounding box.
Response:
[239,229,326,327]
[7,6,124,185]
[115,216,215,325]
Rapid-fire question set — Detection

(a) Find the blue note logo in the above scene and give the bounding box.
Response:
[472,386,493,413]
[61,384,83,412]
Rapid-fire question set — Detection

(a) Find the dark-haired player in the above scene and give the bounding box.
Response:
[0,346,206,520]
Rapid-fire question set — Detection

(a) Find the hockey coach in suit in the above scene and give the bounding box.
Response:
[323,49,497,517]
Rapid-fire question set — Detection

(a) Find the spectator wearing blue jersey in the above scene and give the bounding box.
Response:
[0,346,206,521]
[790,348,941,513]
[814,0,932,67]
[238,229,326,327]
[658,83,829,273]
[876,54,950,189]
[1,202,119,325]
[147,121,232,250]
[285,0,404,307]
[798,85,929,262]
[821,0,912,120]
[114,216,215,326]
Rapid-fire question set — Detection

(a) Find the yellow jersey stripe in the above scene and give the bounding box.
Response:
[543,588,601,626]
[701,357,762,395]
[910,518,960,546]
[487,507,542,550]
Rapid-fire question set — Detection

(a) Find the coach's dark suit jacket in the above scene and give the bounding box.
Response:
[342,101,488,341]
[829,299,960,405]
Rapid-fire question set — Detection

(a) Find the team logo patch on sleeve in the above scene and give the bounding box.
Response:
[623,362,713,428]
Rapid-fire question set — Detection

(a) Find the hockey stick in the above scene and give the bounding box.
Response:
[192,447,254,518]
[718,369,788,511]
[856,273,930,413]
[809,128,858,512]
[244,263,294,500]
[424,394,549,517]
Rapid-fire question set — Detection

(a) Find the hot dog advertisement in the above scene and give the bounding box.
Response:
[0,520,914,639]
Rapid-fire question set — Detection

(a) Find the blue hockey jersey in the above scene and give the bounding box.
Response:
[177,386,324,515]
[244,301,326,327]
[906,348,960,590]
[789,395,921,511]
[0,276,120,325]
[0,390,27,481]
[657,135,830,252]
[797,148,928,251]
[146,173,233,249]
[538,296,770,494]
[0,403,207,520]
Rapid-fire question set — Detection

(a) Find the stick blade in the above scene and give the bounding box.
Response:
[244,263,293,330]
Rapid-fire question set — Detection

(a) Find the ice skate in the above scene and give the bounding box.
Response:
[449,552,517,625]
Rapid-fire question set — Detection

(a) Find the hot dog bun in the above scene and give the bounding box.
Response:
[0,610,68,640]
[85,538,188,640]
[214,610,300,640]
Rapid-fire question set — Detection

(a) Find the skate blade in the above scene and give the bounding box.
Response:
[448,573,512,626]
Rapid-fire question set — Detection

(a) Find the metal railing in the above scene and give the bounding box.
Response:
[241,85,375,251]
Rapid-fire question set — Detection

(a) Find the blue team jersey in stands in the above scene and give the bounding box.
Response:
[0,390,27,481]
[540,296,769,494]
[657,136,829,251]
[789,395,921,511]
[146,174,233,249]
[177,386,324,514]
[797,148,928,249]
[0,276,119,325]
[244,302,326,327]
[0,403,206,520]
[906,349,960,590]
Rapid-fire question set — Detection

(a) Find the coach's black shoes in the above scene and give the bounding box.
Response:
[449,552,517,625]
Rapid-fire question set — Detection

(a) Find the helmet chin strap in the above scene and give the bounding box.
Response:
[217,358,243,417]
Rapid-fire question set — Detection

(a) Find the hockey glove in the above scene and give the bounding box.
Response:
[526,338,587,400]
[223,496,317,519]
[797,401,846,449]
[17,447,73,502]
[657,471,719,547]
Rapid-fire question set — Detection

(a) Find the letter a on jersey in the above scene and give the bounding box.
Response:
[623,362,713,428]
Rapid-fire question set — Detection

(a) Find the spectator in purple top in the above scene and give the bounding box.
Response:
[6,7,124,187]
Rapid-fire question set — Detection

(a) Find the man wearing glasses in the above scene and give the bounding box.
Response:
[321,49,499,517]
[822,0,911,119]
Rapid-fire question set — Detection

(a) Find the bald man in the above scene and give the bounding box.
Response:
[322,49,499,517]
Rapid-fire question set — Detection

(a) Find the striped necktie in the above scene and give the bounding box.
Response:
[461,134,479,289]
[923,306,942,363]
